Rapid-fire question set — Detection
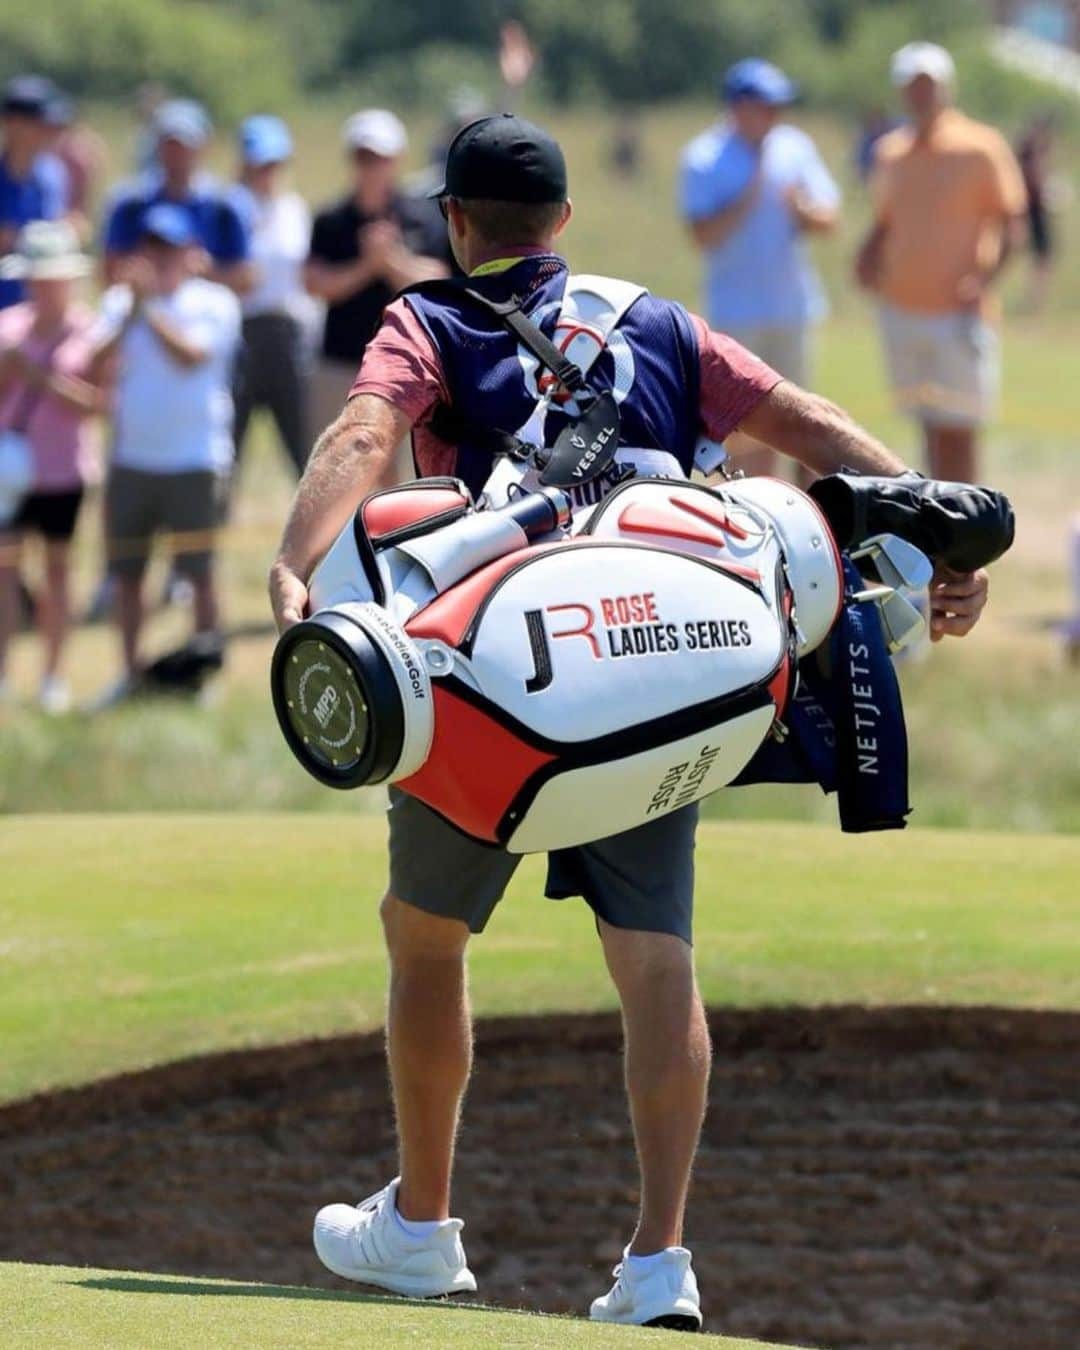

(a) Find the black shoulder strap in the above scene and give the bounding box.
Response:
[398,278,587,395]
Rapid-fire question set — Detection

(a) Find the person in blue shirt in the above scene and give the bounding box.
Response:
[0,76,70,310]
[101,99,253,297]
[680,59,840,478]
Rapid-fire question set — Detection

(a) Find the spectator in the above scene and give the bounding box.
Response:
[1016,114,1057,313]
[0,76,70,311]
[305,110,451,449]
[90,205,241,705]
[230,115,314,479]
[0,222,105,712]
[102,99,253,296]
[680,59,839,478]
[856,43,1027,484]
[611,105,643,179]
[43,94,107,232]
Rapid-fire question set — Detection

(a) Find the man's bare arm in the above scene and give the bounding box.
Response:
[738,380,908,478]
[687,168,761,251]
[738,381,990,640]
[381,248,451,292]
[854,220,888,292]
[269,393,407,630]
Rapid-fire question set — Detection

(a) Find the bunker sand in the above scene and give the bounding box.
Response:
[2,1006,1078,1348]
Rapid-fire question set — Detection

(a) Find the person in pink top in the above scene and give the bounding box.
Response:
[0,220,107,712]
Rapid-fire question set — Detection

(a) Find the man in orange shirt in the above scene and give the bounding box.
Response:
[856,43,1027,483]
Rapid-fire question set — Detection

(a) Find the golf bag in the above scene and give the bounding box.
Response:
[272,473,847,852]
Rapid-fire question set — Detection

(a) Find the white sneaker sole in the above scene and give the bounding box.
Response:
[591,1297,703,1330]
[315,1246,478,1299]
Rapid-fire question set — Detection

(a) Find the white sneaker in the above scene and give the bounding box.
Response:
[590,1245,703,1330]
[313,1177,477,1298]
[38,676,71,715]
[85,672,142,713]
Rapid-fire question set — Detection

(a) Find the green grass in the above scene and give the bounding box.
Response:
[0,1263,788,1349]
[2,815,1077,1105]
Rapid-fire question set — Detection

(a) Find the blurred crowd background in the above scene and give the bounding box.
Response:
[1,0,1078,829]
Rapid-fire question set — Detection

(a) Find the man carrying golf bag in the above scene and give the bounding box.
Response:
[269,115,1005,1330]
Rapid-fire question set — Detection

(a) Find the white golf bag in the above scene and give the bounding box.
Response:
[271,472,847,852]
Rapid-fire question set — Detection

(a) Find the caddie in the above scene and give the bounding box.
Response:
[269,114,990,1330]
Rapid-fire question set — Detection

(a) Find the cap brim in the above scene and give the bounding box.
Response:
[142,231,192,248]
[158,131,206,149]
[0,256,91,280]
[348,143,401,158]
[892,67,944,87]
[426,181,447,199]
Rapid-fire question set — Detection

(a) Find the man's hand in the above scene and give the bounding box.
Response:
[121,256,157,304]
[269,394,410,633]
[357,220,402,279]
[929,566,988,642]
[269,559,309,633]
[784,184,836,234]
[954,270,989,314]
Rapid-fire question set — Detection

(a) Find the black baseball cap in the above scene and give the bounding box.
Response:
[429,113,567,204]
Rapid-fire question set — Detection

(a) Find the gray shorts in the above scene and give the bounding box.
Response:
[877,303,999,428]
[107,465,228,579]
[387,788,699,944]
[720,324,812,388]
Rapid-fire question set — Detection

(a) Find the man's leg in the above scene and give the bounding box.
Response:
[266,317,313,478]
[39,538,72,679]
[0,530,23,684]
[168,471,227,638]
[114,573,145,676]
[925,423,978,485]
[598,919,711,1254]
[380,893,472,1221]
[106,467,153,677]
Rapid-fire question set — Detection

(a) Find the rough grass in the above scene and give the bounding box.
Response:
[0,1263,789,1349]
[2,815,1077,1104]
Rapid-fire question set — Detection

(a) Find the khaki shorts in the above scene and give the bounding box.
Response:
[107,465,228,579]
[878,303,999,429]
[722,325,812,388]
[386,787,699,943]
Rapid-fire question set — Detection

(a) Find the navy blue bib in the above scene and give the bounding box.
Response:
[404,256,702,499]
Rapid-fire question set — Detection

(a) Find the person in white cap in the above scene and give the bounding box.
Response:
[855,42,1028,484]
[304,110,452,453]
[0,221,106,712]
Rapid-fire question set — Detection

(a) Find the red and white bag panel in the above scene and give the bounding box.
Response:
[397,538,793,851]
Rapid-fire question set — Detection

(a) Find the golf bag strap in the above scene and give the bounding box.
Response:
[400,279,588,395]
[401,278,594,459]
[427,404,533,460]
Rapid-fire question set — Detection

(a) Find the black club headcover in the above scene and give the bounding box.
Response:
[808,471,1015,573]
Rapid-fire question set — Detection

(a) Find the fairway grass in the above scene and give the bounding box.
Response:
[0,1263,790,1349]
[1,816,1078,1103]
